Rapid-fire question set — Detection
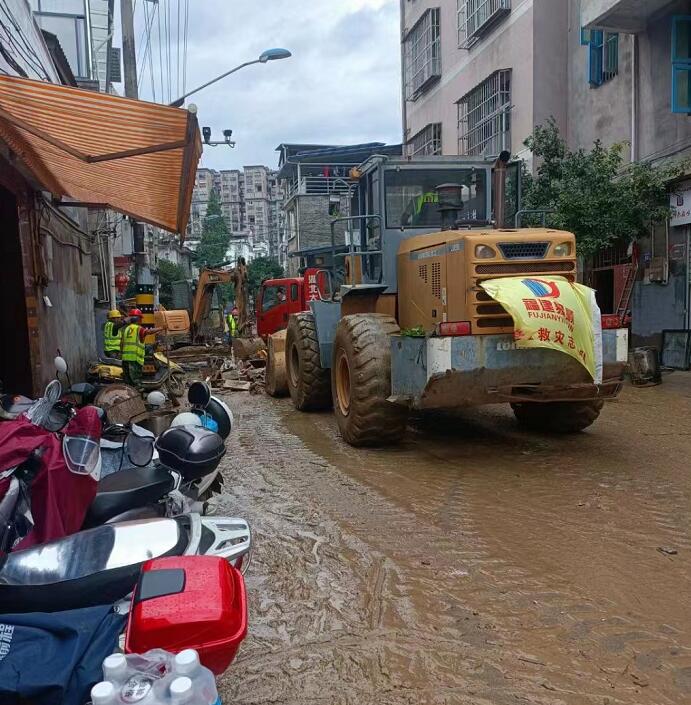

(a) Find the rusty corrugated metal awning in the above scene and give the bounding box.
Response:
[0,75,202,234]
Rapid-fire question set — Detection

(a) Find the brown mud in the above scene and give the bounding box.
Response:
[212,376,691,705]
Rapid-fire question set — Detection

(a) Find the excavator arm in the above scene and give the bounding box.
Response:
[190,261,249,342]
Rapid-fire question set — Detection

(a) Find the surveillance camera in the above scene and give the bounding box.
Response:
[202,126,211,144]
[223,129,233,140]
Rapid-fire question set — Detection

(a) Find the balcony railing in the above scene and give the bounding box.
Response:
[284,176,355,202]
[458,0,511,49]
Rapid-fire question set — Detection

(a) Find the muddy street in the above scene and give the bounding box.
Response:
[212,378,691,705]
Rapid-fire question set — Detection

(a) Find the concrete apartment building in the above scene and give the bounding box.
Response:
[188,166,284,261]
[275,142,402,275]
[401,0,568,162]
[30,0,116,91]
[401,0,691,349]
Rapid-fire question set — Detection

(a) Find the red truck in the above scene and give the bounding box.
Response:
[256,268,329,397]
[256,268,329,339]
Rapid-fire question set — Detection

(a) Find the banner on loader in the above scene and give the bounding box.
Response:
[480,276,603,383]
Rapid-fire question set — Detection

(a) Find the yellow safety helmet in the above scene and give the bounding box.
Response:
[108,309,122,320]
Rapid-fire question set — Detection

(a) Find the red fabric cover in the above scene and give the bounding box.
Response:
[0,407,100,549]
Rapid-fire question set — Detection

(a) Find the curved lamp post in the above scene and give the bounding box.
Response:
[169,48,292,107]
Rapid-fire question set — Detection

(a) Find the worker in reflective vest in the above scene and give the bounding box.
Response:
[122,308,161,389]
[226,307,239,343]
[103,309,124,358]
[402,191,439,226]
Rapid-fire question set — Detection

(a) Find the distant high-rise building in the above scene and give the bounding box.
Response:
[187,165,285,261]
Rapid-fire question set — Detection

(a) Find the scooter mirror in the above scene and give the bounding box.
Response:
[125,427,155,467]
[54,356,68,375]
[43,401,73,432]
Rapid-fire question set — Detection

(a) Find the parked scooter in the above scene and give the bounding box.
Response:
[88,351,186,397]
[0,513,251,613]
[54,354,232,518]
[0,373,233,540]
[0,388,250,614]
[91,381,233,527]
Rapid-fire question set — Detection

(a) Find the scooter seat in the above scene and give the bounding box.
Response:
[99,356,122,365]
[0,517,190,613]
[84,466,175,529]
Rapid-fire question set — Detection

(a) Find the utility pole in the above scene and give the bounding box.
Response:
[121,0,155,355]
[120,0,138,99]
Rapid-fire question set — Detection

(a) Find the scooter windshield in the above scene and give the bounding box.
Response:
[62,436,102,480]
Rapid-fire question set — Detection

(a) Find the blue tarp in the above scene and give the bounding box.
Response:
[0,604,125,705]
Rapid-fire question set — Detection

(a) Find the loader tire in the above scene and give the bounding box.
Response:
[265,331,288,398]
[286,313,331,410]
[331,314,408,447]
[511,400,604,434]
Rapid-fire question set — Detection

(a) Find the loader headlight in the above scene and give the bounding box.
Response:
[553,242,572,257]
[475,244,496,259]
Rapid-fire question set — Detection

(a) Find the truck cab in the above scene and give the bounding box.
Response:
[256,268,330,339]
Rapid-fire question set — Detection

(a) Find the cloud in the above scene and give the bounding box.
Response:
[129,0,402,170]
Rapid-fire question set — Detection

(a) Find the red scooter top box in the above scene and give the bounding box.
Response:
[125,555,248,675]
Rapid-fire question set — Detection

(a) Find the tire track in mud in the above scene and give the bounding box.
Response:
[212,392,691,705]
[301,406,691,704]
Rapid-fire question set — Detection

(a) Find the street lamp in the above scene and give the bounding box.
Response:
[169,48,292,107]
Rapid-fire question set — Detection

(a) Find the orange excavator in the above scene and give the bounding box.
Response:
[155,259,249,346]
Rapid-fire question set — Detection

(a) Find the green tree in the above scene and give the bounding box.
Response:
[195,189,230,267]
[247,257,284,299]
[157,259,188,308]
[521,119,684,256]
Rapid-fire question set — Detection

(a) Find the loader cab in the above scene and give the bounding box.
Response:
[344,156,516,294]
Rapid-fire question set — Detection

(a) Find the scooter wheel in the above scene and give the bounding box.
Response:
[166,372,185,398]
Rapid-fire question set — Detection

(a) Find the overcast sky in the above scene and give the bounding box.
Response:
[126,0,402,171]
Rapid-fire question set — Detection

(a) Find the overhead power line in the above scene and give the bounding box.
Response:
[165,0,171,103]
[176,0,180,99]
[157,0,164,102]
[182,0,189,95]
[0,0,52,79]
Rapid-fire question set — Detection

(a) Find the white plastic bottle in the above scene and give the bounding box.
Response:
[172,650,220,705]
[170,677,194,704]
[90,681,118,705]
[102,653,128,685]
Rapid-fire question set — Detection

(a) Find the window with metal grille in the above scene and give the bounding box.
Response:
[457,0,511,48]
[672,16,691,113]
[404,8,441,100]
[582,28,618,86]
[408,123,442,156]
[457,69,511,157]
